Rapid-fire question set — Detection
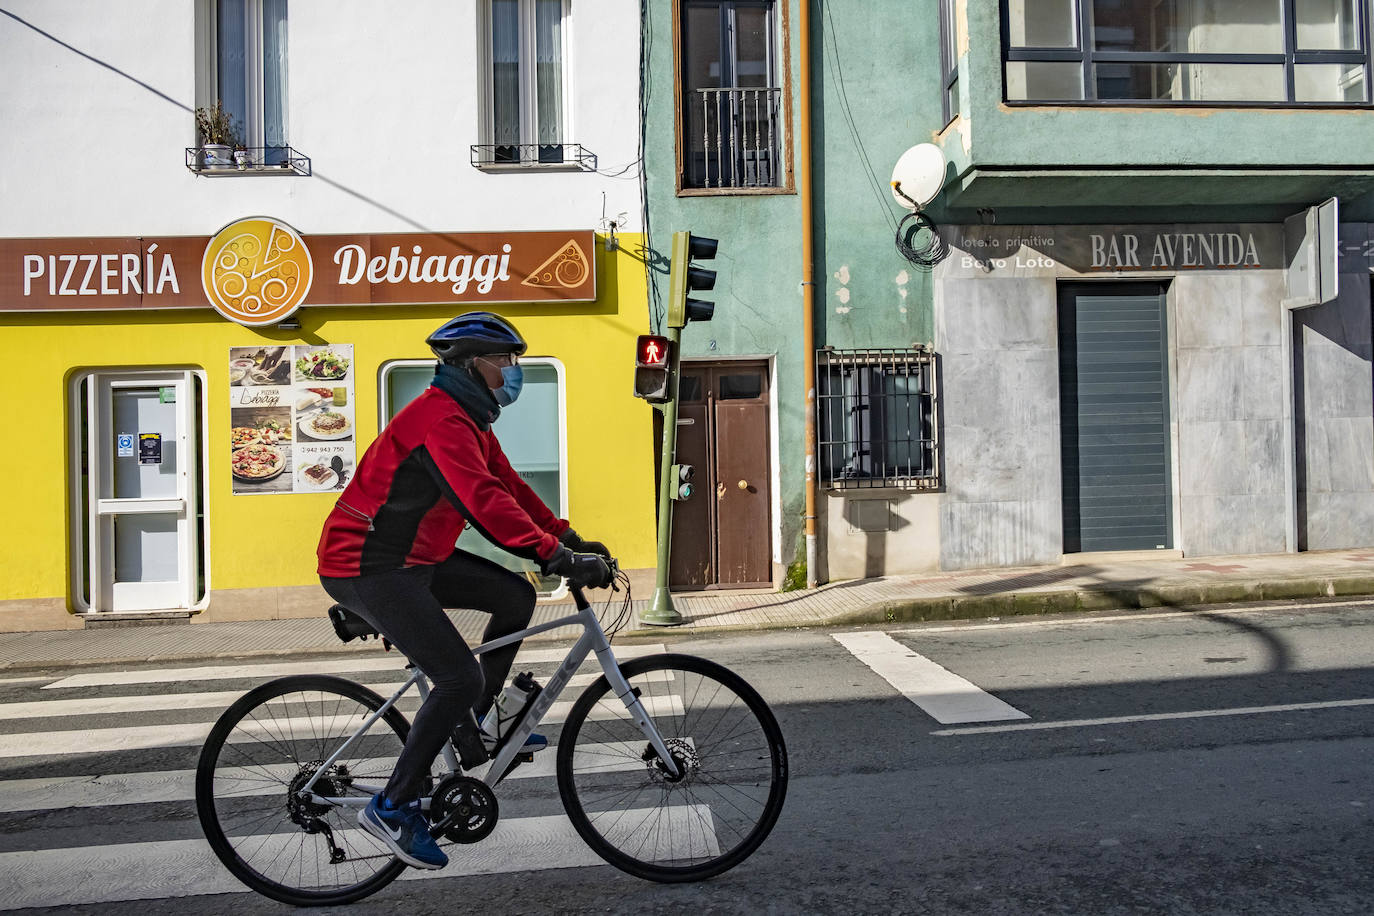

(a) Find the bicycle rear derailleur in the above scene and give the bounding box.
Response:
[287,761,350,864]
[429,775,499,845]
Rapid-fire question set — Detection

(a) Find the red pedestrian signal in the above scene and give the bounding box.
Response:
[634,334,672,401]
[636,335,671,369]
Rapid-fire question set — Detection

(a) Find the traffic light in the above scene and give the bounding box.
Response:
[669,463,695,500]
[634,334,672,402]
[667,231,719,328]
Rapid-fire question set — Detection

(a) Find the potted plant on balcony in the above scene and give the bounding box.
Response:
[194,100,240,170]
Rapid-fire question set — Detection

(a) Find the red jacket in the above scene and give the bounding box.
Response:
[317,386,567,577]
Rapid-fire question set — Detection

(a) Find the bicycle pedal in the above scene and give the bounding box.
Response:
[517,751,534,763]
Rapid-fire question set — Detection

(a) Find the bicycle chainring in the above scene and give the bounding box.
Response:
[430,775,499,844]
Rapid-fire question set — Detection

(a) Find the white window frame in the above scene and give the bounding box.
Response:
[379,358,569,599]
[476,0,575,154]
[68,368,211,614]
[195,0,287,150]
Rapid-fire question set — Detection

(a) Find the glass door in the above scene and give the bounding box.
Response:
[87,372,201,611]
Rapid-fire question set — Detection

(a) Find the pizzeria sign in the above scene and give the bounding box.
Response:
[0,221,598,321]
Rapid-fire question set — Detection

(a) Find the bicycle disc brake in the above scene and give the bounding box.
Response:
[429,775,499,844]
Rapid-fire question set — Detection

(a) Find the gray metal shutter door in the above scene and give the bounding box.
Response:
[1059,285,1172,553]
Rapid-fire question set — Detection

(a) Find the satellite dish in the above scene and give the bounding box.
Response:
[890,143,947,210]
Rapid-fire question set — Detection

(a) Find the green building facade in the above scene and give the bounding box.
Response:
[644,0,1374,587]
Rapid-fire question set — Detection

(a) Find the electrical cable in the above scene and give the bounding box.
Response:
[892,183,947,270]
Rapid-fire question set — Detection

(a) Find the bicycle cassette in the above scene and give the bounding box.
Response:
[430,775,499,845]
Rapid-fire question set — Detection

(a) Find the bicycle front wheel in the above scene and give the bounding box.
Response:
[195,674,410,907]
[556,653,787,882]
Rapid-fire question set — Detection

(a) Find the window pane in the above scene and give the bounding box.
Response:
[534,0,563,145]
[684,4,723,90]
[718,373,762,400]
[1295,62,1367,100]
[385,362,564,593]
[942,0,958,62]
[216,0,248,144]
[112,388,178,500]
[1296,0,1359,49]
[732,6,771,86]
[1006,61,1084,100]
[1187,63,1286,100]
[1096,62,1184,100]
[1093,0,1283,54]
[679,375,705,402]
[114,515,180,583]
[262,0,288,153]
[1007,0,1076,47]
[684,4,723,186]
[1097,62,1286,101]
[491,0,521,148]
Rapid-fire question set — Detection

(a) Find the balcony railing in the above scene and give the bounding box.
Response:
[470,143,597,171]
[688,87,782,190]
[185,146,311,176]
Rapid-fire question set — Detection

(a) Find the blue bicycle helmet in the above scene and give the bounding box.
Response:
[426,311,528,364]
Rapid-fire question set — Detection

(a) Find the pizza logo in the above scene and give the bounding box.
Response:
[521,238,590,290]
[202,217,313,326]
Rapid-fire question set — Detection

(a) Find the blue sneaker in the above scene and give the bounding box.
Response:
[358,794,447,870]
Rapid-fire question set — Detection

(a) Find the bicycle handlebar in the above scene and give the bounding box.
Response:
[567,557,618,611]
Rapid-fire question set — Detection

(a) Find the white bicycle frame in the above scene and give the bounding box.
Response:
[298,588,679,808]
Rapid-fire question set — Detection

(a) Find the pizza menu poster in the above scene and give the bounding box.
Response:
[228,344,357,495]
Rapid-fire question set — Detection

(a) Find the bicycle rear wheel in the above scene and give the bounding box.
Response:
[195,674,410,906]
[556,653,787,882]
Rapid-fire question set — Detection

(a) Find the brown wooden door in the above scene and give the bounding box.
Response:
[669,362,771,589]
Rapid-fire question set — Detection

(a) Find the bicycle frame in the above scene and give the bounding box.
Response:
[298,586,679,807]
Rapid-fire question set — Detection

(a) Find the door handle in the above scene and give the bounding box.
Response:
[738,480,748,490]
[716,481,726,499]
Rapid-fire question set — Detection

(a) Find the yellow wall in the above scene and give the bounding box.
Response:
[0,235,655,612]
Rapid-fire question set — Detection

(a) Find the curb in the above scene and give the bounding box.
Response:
[823,575,1374,628]
[3,575,1372,672]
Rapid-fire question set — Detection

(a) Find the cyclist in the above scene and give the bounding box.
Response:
[316,311,614,870]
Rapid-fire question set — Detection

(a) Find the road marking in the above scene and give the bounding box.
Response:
[0,669,673,722]
[0,805,713,910]
[0,741,658,813]
[888,599,1374,637]
[832,631,1029,724]
[40,644,666,690]
[0,695,684,759]
[931,697,1374,736]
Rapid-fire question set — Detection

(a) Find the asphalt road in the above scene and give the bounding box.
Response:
[2,598,1372,914]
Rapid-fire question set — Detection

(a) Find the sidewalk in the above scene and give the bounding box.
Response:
[3,548,1373,671]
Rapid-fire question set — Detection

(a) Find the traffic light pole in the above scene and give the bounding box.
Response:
[641,230,716,627]
[642,322,684,626]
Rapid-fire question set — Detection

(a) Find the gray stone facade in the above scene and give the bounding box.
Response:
[934,223,1373,569]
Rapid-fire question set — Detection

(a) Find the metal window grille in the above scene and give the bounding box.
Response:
[816,347,940,489]
[692,87,782,188]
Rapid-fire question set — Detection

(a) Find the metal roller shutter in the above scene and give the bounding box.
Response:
[1059,283,1172,553]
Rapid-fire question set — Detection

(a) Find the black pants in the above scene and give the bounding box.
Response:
[320,549,536,803]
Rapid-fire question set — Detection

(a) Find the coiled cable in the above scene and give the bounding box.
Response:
[892,181,948,270]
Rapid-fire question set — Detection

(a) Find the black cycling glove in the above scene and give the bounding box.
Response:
[540,545,613,589]
[560,527,612,561]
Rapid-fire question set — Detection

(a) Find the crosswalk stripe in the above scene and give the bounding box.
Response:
[41,643,666,690]
[0,695,684,760]
[833,631,1030,725]
[0,739,660,814]
[0,669,675,722]
[0,805,712,910]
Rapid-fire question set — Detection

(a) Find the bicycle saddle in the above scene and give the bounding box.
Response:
[328,604,390,649]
